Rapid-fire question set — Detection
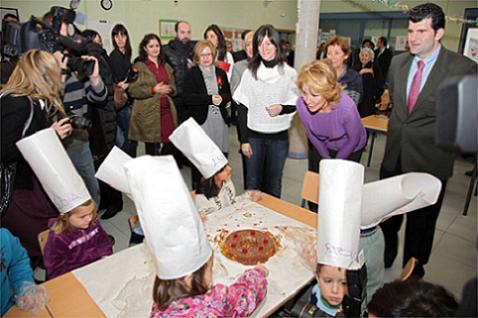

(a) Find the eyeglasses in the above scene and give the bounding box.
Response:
[200,53,212,58]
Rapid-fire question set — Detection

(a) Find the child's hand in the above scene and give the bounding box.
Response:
[255,264,269,277]
[299,242,317,272]
[246,190,262,202]
[16,284,47,314]
[199,211,208,222]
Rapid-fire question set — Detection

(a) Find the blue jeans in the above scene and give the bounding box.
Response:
[245,137,289,198]
[116,104,137,157]
[67,141,100,205]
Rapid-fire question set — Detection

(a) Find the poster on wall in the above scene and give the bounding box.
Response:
[463,27,478,63]
[395,36,407,51]
[159,19,177,41]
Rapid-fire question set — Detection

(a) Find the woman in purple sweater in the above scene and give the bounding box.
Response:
[296,60,366,162]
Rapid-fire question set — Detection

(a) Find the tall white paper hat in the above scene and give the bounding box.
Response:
[361,173,442,229]
[16,128,91,213]
[317,159,364,270]
[124,155,212,279]
[95,146,133,198]
[169,118,228,179]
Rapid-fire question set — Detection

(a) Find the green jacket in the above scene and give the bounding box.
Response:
[128,61,177,143]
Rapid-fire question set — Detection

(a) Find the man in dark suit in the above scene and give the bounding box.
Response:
[374,36,393,80]
[380,3,477,278]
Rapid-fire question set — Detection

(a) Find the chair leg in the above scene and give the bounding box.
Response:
[463,157,477,216]
[367,132,376,167]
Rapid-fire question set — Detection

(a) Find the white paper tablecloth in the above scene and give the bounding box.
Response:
[73,200,316,317]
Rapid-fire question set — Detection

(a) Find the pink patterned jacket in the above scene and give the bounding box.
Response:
[150,268,268,318]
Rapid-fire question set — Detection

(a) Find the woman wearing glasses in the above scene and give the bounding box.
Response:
[183,40,231,189]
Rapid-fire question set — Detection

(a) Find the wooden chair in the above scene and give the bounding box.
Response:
[300,171,320,208]
[37,229,50,256]
[399,257,417,281]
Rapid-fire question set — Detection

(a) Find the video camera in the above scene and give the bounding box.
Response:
[1,6,100,79]
[342,264,368,317]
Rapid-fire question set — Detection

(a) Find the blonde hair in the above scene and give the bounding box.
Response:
[243,31,254,49]
[1,49,65,115]
[297,59,342,105]
[193,40,217,64]
[51,199,97,234]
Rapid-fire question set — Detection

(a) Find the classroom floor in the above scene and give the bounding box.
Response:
[95,125,477,301]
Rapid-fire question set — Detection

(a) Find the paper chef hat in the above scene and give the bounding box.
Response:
[16,128,91,213]
[169,118,228,179]
[361,173,442,229]
[95,146,133,198]
[317,159,364,270]
[124,155,212,279]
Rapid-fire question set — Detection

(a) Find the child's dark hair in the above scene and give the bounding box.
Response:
[368,280,458,317]
[153,258,210,310]
[196,164,228,199]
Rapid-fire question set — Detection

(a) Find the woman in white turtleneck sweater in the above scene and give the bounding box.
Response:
[233,24,297,198]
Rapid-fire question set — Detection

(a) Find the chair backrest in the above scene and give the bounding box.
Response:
[400,257,417,281]
[38,229,50,256]
[300,171,320,207]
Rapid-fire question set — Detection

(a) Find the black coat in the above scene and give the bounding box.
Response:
[163,39,194,95]
[183,66,231,125]
[1,95,51,189]
[88,49,117,160]
[355,62,384,117]
[374,48,393,79]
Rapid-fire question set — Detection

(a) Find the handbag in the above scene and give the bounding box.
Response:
[0,92,34,216]
[113,84,128,110]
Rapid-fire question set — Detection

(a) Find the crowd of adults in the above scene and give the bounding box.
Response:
[1,2,477,317]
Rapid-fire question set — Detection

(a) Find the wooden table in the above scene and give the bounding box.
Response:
[5,194,317,318]
[362,115,389,167]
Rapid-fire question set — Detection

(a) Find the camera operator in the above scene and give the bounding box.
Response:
[82,29,123,220]
[0,13,19,86]
[1,49,72,263]
[52,19,107,206]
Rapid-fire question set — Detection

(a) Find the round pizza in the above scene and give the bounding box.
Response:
[220,229,277,265]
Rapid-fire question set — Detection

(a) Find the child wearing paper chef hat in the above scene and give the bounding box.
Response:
[295,160,442,316]
[124,155,269,317]
[310,159,365,316]
[170,118,261,216]
[16,128,113,279]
